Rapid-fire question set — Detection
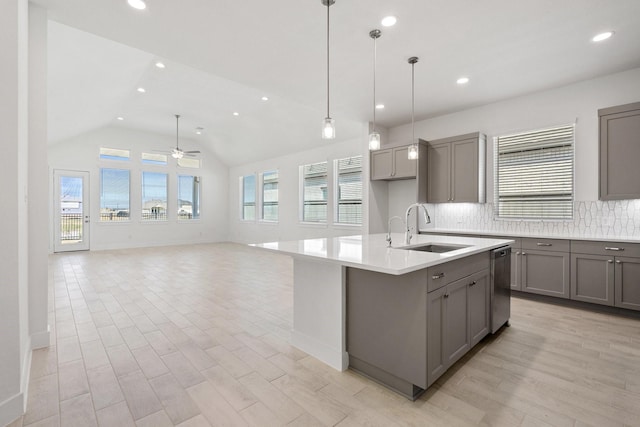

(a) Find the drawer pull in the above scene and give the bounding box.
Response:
[605,247,624,251]
[536,243,552,247]
[432,273,445,280]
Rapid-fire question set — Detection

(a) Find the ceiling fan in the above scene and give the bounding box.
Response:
[164,114,201,159]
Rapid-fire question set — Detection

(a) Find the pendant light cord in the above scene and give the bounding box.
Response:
[326,1,330,118]
[372,34,377,131]
[175,114,180,149]
[411,59,416,142]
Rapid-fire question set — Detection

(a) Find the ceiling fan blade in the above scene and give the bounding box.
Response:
[185,153,198,157]
[184,150,201,154]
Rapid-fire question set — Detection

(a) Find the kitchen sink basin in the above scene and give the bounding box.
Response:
[400,244,470,253]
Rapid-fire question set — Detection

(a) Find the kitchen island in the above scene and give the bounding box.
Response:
[250,233,512,398]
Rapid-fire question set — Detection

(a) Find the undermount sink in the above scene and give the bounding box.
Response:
[400,244,470,253]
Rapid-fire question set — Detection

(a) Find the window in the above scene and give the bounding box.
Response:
[495,124,574,219]
[335,156,363,225]
[142,152,168,165]
[178,175,201,220]
[241,174,256,220]
[261,170,279,221]
[100,147,130,161]
[178,158,201,168]
[141,172,168,221]
[302,161,328,223]
[100,168,130,221]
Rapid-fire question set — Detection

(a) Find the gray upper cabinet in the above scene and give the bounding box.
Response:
[370,140,426,181]
[427,132,486,203]
[599,102,640,200]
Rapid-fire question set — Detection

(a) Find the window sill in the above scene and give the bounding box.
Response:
[299,221,328,228]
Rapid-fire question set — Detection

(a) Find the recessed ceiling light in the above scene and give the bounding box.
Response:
[375,104,385,109]
[381,16,397,27]
[261,96,269,101]
[137,87,146,93]
[155,62,165,69]
[592,31,614,42]
[457,77,470,85]
[127,0,146,10]
[116,117,124,121]
[233,112,239,116]
[195,127,204,135]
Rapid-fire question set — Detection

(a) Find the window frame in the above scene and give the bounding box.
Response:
[141,171,169,222]
[260,170,279,223]
[300,161,329,224]
[334,155,363,226]
[240,174,257,221]
[99,167,131,222]
[494,124,575,221]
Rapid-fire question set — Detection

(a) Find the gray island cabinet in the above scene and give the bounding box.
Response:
[347,252,490,399]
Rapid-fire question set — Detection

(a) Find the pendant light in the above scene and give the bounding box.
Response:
[407,56,419,160]
[321,0,336,139]
[368,29,382,151]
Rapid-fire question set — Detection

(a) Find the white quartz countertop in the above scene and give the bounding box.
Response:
[420,228,640,243]
[250,233,513,275]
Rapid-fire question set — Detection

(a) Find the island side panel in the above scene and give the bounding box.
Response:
[291,258,348,371]
[346,268,428,390]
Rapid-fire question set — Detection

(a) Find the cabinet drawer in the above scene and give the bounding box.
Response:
[522,238,569,252]
[571,240,640,258]
[427,252,489,292]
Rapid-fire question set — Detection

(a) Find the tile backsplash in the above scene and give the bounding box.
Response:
[425,200,640,239]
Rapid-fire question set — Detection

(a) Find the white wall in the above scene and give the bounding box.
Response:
[0,0,31,424]
[48,126,229,251]
[228,126,370,244]
[383,67,640,233]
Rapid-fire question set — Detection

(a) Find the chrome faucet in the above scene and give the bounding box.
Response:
[405,203,431,244]
[386,216,405,247]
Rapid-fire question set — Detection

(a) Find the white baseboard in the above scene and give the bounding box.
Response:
[291,330,349,371]
[0,392,24,427]
[30,327,50,350]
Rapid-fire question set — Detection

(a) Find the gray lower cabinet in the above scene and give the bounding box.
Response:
[570,254,615,306]
[427,269,489,387]
[599,102,640,200]
[521,249,571,298]
[508,238,522,291]
[614,256,640,311]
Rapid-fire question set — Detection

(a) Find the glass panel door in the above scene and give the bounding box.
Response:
[54,170,90,252]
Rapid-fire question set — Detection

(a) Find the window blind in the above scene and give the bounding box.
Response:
[336,156,363,225]
[303,162,328,222]
[262,171,279,221]
[495,125,574,219]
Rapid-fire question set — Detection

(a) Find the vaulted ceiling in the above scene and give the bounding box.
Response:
[36,0,640,166]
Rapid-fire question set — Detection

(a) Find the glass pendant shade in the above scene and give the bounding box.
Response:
[368,131,381,150]
[408,144,419,160]
[322,117,336,139]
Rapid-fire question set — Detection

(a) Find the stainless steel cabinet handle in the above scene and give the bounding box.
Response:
[444,293,449,298]
[516,251,521,255]
[616,260,622,264]
[536,243,552,246]
[608,259,614,263]
[469,281,477,286]
[522,252,527,256]
[432,273,445,280]
[605,247,624,251]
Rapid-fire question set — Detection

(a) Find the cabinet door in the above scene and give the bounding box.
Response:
[444,278,470,367]
[451,138,478,202]
[521,250,570,298]
[370,149,393,180]
[427,286,446,387]
[427,142,451,203]
[393,146,417,178]
[467,270,490,347]
[614,256,640,311]
[570,254,614,306]
[599,104,640,200]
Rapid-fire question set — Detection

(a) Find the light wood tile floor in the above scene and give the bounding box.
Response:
[9,243,640,426]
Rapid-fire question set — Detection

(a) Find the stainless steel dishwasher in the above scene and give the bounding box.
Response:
[491,247,511,333]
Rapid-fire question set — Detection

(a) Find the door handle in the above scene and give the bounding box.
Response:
[616,260,622,264]
[432,273,445,280]
[469,281,477,286]
[608,259,613,263]
[444,293,449,299]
